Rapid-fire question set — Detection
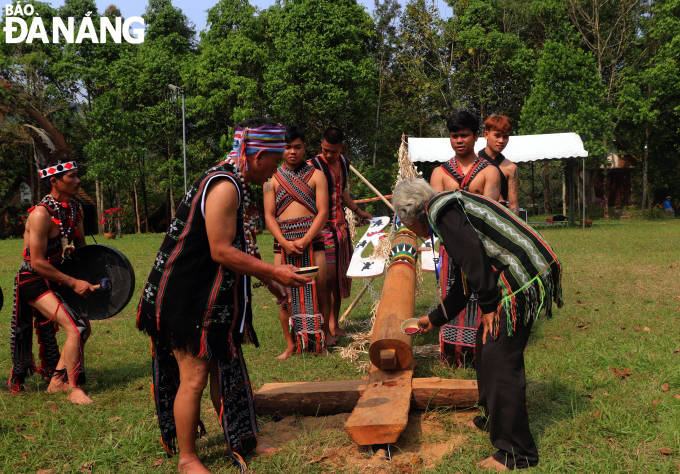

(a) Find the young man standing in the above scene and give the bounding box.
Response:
[478,115,520,215]
[8,125,94,404]
[264,126,334,359]
[429,111,500,367]
[309,127,372,337]
[137,118,309,473]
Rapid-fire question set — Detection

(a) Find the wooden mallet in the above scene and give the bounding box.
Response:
[93,278,112,293]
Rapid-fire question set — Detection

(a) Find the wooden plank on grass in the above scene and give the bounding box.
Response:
[344,364,414,445]
[255,380,367,416]
[254,377,478,417]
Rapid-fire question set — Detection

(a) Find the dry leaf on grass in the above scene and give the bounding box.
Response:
[661,383,670,392]
[594,410,600,418]
[675,394,680,400]
[612,367,632,379]
[659,448,673,455]
[36,470,56,474]
[21,434,35,441]
[262,306,269,309]
[674,347,680,354]
[577,325,588,330]
[643,327,651,331]
[652,399,661,406]
[308,456,327,464]
[152,459,163,467]
[21,452,28,460]
[633,326,641,331]
[48,405,57,412]
[553,337,562,341]
[109,417,121,422]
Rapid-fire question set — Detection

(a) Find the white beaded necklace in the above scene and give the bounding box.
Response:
[225,158,260,259]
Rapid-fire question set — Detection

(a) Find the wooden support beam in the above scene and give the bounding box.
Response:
[344,364,414,445]
[255,377,478,417]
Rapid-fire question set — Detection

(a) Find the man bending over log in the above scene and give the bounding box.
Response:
[429,111,501,367]
[392,178,563,471]
[478,114,519,215]
[8,117,94,404]
[264,125,334,359]
[137,118,309,474]
[309,127,372,337]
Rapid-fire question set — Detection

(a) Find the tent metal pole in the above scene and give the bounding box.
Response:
[582,158,585,229]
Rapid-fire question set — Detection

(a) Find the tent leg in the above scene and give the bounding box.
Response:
[582,158,586,229]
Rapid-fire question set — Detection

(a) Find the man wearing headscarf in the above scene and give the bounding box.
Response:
[8,106,94,405]
[137,118,309,473]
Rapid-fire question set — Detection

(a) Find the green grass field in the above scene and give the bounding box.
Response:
[0,221,678,473]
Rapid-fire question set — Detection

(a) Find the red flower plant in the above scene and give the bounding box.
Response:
[101,207,122,233]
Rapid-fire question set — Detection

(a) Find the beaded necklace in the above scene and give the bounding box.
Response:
[42,194,78,241]
[225,158,260,259]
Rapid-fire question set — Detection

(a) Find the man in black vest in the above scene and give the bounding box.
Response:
[478,115,520,215]
[138,118,309,473]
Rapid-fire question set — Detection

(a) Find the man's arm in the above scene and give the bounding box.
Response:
[483,167,501,201]
[27,207,93,296]
[426,203,500,327]
[342,189,372,221]
[430,167,445,192]
[506,162,519,215]
[205,178,308,287]
[295,170,329,249]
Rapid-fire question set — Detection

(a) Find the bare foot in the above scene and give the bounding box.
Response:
[178,456,211,474]
[477,456,509,471]
[47,376,68,393]
[331,328,347,337]
[255,442,278,455]
[325,333,338,346]
[67,388,93,405]
[276,347,295,360]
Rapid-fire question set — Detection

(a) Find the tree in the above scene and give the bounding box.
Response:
[264,0,377,154]
[520,40,611,220]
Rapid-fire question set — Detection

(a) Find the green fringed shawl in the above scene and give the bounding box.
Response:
[427,191,564,336]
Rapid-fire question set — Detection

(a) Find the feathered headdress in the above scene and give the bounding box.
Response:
[22,105,77,178]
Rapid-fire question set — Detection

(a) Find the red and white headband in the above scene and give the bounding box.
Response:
[40,161,77,178]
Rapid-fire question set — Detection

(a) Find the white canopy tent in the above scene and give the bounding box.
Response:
[408,132,590,227]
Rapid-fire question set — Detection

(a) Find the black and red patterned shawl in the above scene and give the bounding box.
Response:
[441,156,489,191]
[274,163,317,217]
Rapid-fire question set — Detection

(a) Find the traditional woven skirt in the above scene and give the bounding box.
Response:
[151,338,258,470]
[7,262,86,392]
[276,216,325,354]
[438,244,481,367]
[322,219,352,299]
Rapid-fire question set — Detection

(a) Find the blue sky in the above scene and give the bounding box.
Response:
[47,0,452,33]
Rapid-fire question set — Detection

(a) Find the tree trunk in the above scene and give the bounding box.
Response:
[603,167,609,220]
[132,181,141,234]
[542,162,551,214]
[140,153,150,233]
[96,180,104,234]
[29,143,37,204]
[641,127,649,217]
[169,186,176,218]
[116,183,122,238]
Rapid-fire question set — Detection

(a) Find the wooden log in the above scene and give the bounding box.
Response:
[256,380,365,416]
[344,364,414,445]
[368,229,418,370]
[254,378,478,417]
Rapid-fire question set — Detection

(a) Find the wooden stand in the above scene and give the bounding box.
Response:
[254,221,478,448]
